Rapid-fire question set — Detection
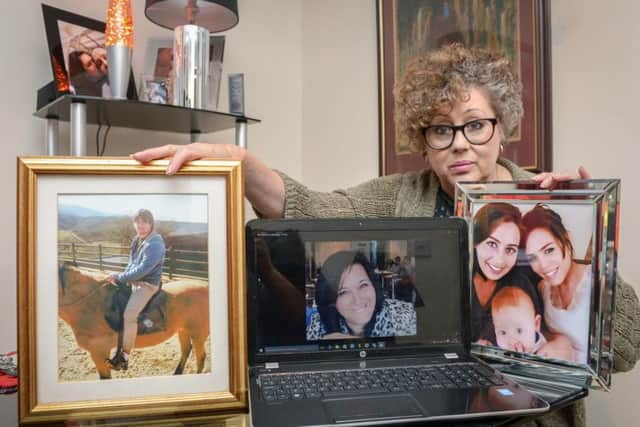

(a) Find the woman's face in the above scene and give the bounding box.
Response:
[335,263,376,334]
[525,228,572,286]
[134,219,152,240]
[475,221,520,280]
[79,52,100,77]
[425,87,503,197]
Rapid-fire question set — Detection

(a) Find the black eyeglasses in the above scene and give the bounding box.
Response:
[422,118,498,150]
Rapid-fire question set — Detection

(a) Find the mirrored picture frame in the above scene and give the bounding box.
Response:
[455,179,620,389]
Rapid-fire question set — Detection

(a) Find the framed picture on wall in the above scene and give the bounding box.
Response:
[17,157,246,423]
[377,0,551,175]
[455,179,620,389]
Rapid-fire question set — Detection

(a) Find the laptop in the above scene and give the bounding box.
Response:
[246,218,549,427]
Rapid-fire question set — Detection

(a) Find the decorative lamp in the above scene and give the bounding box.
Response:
[105,0,134,99]
[144,0,239,109]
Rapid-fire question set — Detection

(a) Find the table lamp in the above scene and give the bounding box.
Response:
[144,0,238,109]
[105,0,134,99]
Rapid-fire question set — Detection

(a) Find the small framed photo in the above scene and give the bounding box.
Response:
[455,179,620,388]
[42,4,137,99]
[17,158,247,423]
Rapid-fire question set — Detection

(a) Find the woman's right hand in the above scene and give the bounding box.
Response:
[132,143,286,218]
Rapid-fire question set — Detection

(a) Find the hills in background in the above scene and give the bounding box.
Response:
[58,204,208,249]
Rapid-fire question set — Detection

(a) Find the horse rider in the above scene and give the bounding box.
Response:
[106,208,166,370]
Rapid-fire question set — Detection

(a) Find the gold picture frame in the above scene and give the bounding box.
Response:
[17,157,247,423]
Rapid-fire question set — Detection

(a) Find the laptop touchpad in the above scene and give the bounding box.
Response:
[323,395,426,423]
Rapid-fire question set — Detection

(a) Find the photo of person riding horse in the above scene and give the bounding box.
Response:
[57,194,211,381]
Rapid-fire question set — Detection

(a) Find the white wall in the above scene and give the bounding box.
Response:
[550,1,640,425]
[300,2,378,190]
[1,0,638,425]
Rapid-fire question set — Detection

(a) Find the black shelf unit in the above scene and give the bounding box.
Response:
[34,94,260,134]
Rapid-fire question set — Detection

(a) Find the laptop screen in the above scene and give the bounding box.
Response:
[246,218,470,363]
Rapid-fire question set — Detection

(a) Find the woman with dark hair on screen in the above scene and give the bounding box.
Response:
[522,204,591,363]
[306,251,416,340]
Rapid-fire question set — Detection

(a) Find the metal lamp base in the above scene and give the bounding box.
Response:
[173,25,210,109]
[107,45,132,99]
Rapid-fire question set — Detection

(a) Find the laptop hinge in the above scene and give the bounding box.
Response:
[265,362,279,369]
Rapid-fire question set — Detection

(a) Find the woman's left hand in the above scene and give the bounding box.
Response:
[536,334,576,361]
[533,166,591,189]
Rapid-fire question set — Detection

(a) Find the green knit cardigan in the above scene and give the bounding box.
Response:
[276,158,640,427]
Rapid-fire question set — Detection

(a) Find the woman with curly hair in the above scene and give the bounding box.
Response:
[133,43,639,426]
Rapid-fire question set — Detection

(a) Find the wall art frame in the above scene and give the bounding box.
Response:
[377,0,552,175]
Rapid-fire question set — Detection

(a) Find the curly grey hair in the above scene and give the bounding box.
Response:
[394,43,524,153]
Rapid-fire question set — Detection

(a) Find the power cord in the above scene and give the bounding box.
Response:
[100,125,111,156]
[95,124,111,156]
[96,124,103,155]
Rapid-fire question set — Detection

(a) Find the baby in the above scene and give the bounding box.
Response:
[491,286,546,353]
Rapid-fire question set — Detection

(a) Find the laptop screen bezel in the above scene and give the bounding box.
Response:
[245,218,471,366]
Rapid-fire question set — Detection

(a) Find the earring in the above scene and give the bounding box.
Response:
[499,143,504,154]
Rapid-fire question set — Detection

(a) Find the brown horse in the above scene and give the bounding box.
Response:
[58,264,210,379]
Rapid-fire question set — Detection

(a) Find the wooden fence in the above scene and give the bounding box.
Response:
[58,242,208,279]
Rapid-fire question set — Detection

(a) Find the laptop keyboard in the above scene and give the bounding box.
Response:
[258,362,505,402]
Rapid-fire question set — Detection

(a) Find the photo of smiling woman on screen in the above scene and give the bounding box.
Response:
[306,250,417,340]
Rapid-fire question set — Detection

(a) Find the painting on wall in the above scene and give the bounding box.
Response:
[378,0,551,175]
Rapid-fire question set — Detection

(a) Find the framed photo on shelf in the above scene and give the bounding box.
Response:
[377,0,551,175]
[455,179,620,389]
[17,158,246,423]
[42,4,137,99]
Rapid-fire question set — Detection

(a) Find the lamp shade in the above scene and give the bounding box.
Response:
[144,0,238,32]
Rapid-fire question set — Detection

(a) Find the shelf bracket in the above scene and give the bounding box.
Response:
[235,118,247,149]
[45,117,59,155]
[70,100,87,156]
